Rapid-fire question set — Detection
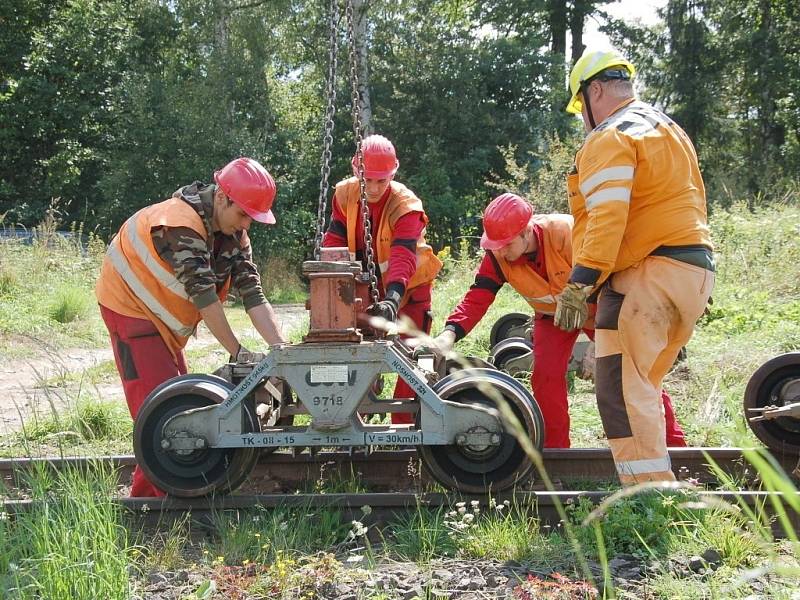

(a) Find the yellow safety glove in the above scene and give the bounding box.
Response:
[554,282,593,332]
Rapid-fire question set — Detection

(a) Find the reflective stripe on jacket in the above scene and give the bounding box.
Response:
[493,214,574,315]
[95,197,230,356]
[568,99,712,285]
[334,177,442,305]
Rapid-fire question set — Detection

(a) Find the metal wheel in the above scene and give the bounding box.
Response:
[489,312,531,347]
[418,368,544,494]
[134,374,259,497]
[744,352,800,455]
[489,337,533,376]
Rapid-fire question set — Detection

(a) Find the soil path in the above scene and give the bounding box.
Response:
[0,304,307,435]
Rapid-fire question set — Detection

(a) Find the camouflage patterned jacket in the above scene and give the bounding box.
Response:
[151,182,267,311]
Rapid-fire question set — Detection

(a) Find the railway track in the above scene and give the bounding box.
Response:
[2,447,799,536]
[1,447,797,494]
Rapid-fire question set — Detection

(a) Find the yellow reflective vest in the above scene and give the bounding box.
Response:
[95,198,229,356]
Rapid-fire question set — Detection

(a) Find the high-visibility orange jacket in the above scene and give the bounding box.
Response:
[334,177,442,305]
[493,214,573,315]
[568,98,712,286]
[95,197,229,357]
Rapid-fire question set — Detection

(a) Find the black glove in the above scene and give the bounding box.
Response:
[367,289,401,323]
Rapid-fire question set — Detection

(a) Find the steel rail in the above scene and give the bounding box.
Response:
[1,448,797,494]
[3,490,799,538]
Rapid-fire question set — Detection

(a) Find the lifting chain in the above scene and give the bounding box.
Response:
[346,0,379,305]
[312,0,340,260]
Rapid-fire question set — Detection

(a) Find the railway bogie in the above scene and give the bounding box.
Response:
[133,341,545,497]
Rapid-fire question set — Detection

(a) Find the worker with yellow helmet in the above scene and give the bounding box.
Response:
[555,48,715,486]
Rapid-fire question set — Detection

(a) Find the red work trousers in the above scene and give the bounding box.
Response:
[391,285,433,425]
[532,315,686,449]
[100,304,187,497]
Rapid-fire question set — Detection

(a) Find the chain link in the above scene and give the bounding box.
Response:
[346,0,379,304]
[312,0,340,260]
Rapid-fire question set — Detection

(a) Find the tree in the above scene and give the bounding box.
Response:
[0,0,139,225]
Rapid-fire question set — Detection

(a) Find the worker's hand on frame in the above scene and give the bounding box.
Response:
[412,330,455,360]
[367,297,399,323]
[230,344,265,364]
[554,282,593,331]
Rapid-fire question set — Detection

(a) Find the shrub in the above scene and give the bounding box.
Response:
[0,267,18,295]
[73,399,131,440]
[49,285,91,323]
[255,257,307,305]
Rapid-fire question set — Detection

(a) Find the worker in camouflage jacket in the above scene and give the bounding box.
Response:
[95,157,285,497]
[557,48,714,486]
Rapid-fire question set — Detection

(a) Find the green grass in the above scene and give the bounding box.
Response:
[446,498,573,567]
[48,284,93,324]
[0,462,135,599]
[203,505,348,565]
[387,504,458,562]
[255,256,307,305]
[0,388,133,458]
[0,234,108,356]
[0,458,795,599]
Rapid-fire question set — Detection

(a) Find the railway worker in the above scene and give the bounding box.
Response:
[322,134,442,424]
[555,48,714,485]
[95,157,287,497]
[420,193,686,449]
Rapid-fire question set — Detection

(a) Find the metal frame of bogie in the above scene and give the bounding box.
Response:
[134,339,545,496]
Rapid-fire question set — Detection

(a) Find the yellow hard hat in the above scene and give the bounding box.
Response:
[566,48,635,114]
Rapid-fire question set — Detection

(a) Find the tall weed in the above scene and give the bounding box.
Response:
[49,284,92,324]
[205,505,347,565]
[0,462,134,599]
[388,504,457,563]
[256,256,307,304]
[0,266,18,295]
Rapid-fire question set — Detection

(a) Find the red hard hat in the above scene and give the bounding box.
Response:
[214,157,277,224]
[352,134,399,179]
[480,193,534,250]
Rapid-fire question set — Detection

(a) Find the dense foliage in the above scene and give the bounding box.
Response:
[1,0,798,263]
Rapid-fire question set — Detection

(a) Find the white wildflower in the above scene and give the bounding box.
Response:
[350,520,367,537]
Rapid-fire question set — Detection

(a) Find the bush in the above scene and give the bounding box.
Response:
[74,399,131,440]
[256,257,307,304]
[49,285,91,323]
[0,267,18,295]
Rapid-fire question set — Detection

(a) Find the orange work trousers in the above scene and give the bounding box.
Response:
[532,315,686,449]
[594,256,713,486]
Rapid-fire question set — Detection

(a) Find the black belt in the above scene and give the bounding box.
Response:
[651,245,715,272]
